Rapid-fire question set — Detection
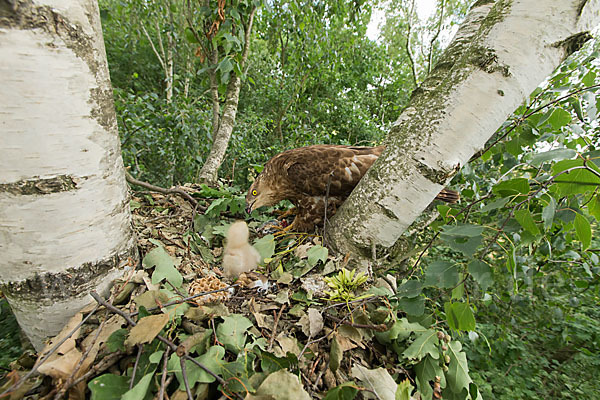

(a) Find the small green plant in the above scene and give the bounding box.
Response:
[323,268,370,304]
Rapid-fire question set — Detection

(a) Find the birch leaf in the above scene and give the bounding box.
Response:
[351,364,396,400]
[445,340,472,394]
[216,314,253,352]
[402,329,440,361]
[254,369,311,400]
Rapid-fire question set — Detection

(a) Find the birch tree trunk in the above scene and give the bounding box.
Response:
[326,0,600,262]
[197,8,256,185]
[0,0,137,350]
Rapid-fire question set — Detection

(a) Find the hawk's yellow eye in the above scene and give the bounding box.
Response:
[252,190,258,196]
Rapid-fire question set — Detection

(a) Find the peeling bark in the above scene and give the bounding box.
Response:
[0,0,137,349]
[326,0,600,264]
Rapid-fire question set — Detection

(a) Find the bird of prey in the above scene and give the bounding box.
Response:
[245,144,459,232]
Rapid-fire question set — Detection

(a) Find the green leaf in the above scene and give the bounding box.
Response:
[570,97,584,122]
[425,261,460,288]
[582,70,597,87]
[396,280,423,298]
[323,382,359,400]
[467,260,493,291]
[444,302,476,331]
[514,209,541,236]
[143,245,183,288]
[351,365,397,400]
[253,235,275,263]
[396,379,414,400]
[168,346,225,389]
[88,374,129,400]
[260,352,293,374]
[106,329,127,352]
[440,224,484,257]
[398,296,425,316]
[574,213,592,250]
[441,224,484,237]
[307,245,328,267]
[254,369,311,400]
[493,178,530,197]
[122,371,155,400]
[589,194,600,220]
[184,27,199,44]
[480,197,510,212]
[414,355,445,400]
[216,314,253,352]
[552,160,600,195]
[529,148,577,166]
[375,318,426,344]
[196,345,226,383]
[402,329,440,361]
[548,108,572,129]
[329,334,343,373]
[542,197,557,230]
[445,341,472,394]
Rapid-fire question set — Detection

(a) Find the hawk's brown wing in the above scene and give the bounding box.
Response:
[282,145,384,197]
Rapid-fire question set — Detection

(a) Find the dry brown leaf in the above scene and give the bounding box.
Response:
[125,313,170,346]
[276,334,301,356]
[308,308,324,337]
[40,312,82,359]
[134,290,170,310]
[252,312,274,329]
[294,243,312,259]
[37,347,82,380]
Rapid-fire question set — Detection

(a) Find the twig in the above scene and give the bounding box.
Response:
[89,292,244,400]
[267,304,286,351]
[130,344,144,390]
[157,347,171,400]
[130,284,238,317]
[0,304,100,398]
[324,314,388,332]
[67,351,123,389]
[180,356,194,400]
[53,309,110,399]
[125,171,204,209]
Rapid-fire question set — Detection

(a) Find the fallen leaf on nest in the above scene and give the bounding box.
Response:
[125,313,170,346]
[351,364,397,400]
[253,369,311,400]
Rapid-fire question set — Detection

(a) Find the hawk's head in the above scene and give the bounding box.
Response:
[245,174,281,214]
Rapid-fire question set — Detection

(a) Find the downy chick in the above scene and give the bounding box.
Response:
[222,221,262,278]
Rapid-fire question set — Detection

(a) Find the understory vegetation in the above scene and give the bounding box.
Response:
[1,1,599,399]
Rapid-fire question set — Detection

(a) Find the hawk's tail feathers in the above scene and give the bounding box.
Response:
[435,188,460,203]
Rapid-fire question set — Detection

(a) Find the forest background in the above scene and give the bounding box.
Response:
[1,0,599,399]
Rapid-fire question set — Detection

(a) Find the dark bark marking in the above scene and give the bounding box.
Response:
[1,245,138,302]
[0,175,79,195]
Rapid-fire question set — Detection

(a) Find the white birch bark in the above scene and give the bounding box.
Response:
[0,0,137,349]
[327,0,600,260]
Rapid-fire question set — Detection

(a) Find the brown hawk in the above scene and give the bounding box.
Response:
[245,144,459,232]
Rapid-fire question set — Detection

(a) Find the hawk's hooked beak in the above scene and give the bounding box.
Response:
[245,201,254,215]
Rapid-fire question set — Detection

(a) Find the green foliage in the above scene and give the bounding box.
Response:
[0,300,22,369]
[94,1,600,399]
[324,268,370,303]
